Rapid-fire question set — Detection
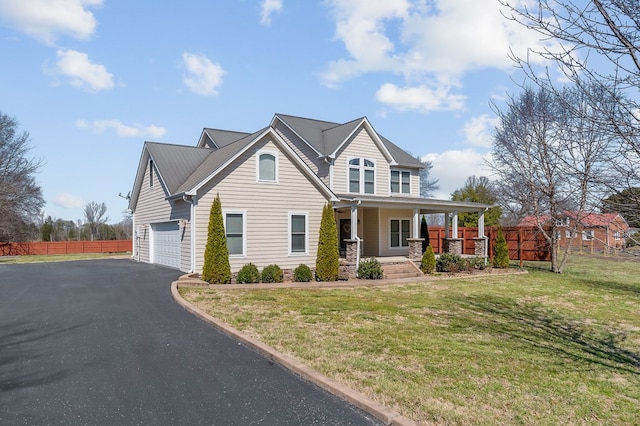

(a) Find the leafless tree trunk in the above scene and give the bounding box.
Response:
[84,202,109,241]
[491,85,613,272]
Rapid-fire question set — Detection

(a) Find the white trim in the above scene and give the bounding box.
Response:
[347,156,376,195]
[288,211,309,255]
[187,128,339,202]
[223,209,247,258]
[390,168,411,195]
[256,149,279,183]
[389,217,411,249]
[330,118,396,164]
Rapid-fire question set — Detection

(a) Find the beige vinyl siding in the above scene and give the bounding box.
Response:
[411,169,420,196]
[378,208,414,257]
[193,137,329,274]
[133,160,191,270]
[273,121,330,184]
[334,128,390,196]
[362,207,379,257]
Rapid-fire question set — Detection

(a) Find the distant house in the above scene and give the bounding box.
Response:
[518,211,629,250]
[128,114,493,277]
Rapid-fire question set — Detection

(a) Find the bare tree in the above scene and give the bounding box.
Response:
[0,112,44,242]
[418,158,439,198]
[491,85,613,272]
[84,201,109,241]
[501,0,640,192]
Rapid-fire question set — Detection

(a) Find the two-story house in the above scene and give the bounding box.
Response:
[128,114,493,277]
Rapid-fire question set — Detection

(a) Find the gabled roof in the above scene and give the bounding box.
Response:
[128,142,211,209]
[198,128,251,149]
[271,113,424,168]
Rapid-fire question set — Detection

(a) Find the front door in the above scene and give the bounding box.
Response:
[339,219,351,254]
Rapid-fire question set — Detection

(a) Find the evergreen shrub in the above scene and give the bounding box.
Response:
[493,228,510,268]
[261,264,283,283]
[358,257,383,279]
[436,252,463,272]
[236,263,260,284]
[293,264,313,282]
[315,204,339,281]
[421,245,436,274]
[202,193,231,284]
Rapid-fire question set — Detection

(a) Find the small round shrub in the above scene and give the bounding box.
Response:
[421,245,436,274]
[293,264,313,282]
[436,252,463,272]
[261,264,283,283]
[358,257,383,279]
[236,263,260,284]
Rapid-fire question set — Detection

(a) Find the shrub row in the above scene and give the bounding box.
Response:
[235,263,315,284]
[436,253,488,273]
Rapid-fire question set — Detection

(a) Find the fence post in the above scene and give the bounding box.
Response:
[518,229,523,268]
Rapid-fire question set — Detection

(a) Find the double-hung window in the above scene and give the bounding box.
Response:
[390,219,410,248]
[348,157,375,194]
[289,213,307,254]
[224,211,245,256]
[582,230,594,241]
[390,170,411,194]
[257,150,277,182]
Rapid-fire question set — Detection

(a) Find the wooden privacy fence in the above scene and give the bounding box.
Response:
[427,227,551,262]
[0,240,132,256]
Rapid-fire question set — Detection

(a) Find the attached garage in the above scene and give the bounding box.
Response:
[151,222,180,269]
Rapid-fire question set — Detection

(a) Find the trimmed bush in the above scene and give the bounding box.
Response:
[493,228,510,268]
[202,193,231,284]
[358,257,383,279]
[261,264,283,283]
[237,263,260,284]
[294,264,313,282]
[315,203,339,281]
[421,245,436,274]
[436,252,463,273]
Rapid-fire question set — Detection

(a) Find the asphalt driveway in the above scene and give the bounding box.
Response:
[0,259,382,425]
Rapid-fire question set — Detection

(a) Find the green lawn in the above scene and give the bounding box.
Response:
[180,254,640,425]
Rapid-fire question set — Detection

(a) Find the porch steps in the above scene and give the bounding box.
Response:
[381,260,423,280]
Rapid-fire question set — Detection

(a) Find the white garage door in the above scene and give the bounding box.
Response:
[151,222,180,269]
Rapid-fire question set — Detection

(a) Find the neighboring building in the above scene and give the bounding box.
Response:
[518,211,629,250]
[128,114,493,276]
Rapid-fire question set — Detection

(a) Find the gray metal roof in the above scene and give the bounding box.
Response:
[274,114,424,168]
[202,128,251,148]
[176,129,266,194]
[334,193,495,213]
[145,142,211,194]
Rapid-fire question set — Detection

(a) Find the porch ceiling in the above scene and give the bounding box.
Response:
[333,194,494,213]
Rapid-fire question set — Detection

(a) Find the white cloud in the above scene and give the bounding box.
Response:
[260,0,283,26]
[53,192,85,209]
[422,149,493,199]
[0,0,102,45]
[322,0,559,112]
[376,82,465,113]
[55,49,114,92]
[462,115,499,148]
[182,52,225,96]
[75,119,166,138]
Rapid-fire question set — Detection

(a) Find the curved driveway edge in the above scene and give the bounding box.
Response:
[171,281,419,426]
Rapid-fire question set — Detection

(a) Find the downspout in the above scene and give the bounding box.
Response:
[183,194,197,273]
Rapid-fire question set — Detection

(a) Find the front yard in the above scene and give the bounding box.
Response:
[180,255,640,425]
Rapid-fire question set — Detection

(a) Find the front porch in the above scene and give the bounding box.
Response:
[333,195,493,279]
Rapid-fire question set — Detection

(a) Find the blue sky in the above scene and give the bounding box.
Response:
[0,0,554,224]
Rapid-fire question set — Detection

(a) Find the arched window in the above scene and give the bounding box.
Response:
[258,152,277,182]
[348,157,375,194]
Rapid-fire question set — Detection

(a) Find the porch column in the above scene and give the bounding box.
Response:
[412,208,420,238]
[444,213,450,238]
[452,211,458,239]
[350,204,358,240]
[474,208,488,258]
